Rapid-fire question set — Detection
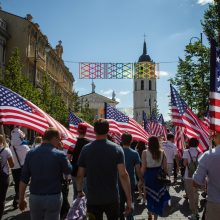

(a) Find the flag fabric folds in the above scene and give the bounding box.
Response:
[105,103,149,143]
[174,126,186,154]
[142,111,151,134]
[0,85,76,149]
[69,112,96,141]
[158,114,167,140]
[170,84,209,152]
[209,39,220,132]
[203,111,210,129]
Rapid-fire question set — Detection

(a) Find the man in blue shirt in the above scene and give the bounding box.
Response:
[119,132,142,220]
[19,128,72,220]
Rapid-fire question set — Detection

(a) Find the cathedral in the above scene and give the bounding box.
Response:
[133,40,157,123]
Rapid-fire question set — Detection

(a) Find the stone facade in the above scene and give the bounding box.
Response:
[133,41,157,123]
[0,10,74,107]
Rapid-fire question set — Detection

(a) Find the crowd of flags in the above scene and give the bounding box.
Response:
[0,39,219,152]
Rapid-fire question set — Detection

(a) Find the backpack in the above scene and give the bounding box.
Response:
[0,148,5,175]
[188,150,199,178]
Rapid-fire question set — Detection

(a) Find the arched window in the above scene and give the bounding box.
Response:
[149,80,152,90]
[135,81,137,91]
[141,80,144,90]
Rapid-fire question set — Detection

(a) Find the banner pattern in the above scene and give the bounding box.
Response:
[79,62,159,79]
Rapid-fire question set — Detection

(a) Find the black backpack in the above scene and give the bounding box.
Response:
[0,148,5,175]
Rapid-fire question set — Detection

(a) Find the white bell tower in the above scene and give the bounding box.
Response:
[133,40,157,123]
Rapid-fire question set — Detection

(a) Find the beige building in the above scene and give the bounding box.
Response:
[0,10,74,107]
[79,82,118,118]
[133,41,157,123]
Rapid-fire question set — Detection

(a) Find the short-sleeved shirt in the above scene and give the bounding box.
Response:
[78,139,124,205]
[182,148,200,179]
[11,128,25,146]
[122,147,141,190]
[67,137,90,176]
[145,150,164,168]
[10,145,30,169]
[21,143,72,195]
[193,146,220,203]
[163,141,177,164]
[0,146,13,175]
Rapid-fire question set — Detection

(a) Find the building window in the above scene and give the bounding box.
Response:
[149,80,152,90]
[135,81,137,91]
[141,80,144,90]
[149,98,151,107]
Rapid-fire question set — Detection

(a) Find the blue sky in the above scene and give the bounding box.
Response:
[2,0,213,120]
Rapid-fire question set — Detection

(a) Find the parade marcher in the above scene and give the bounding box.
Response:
[141,136,170,220]
[193,132,220,220]
[162,134,179,183]
[119,132,142,220]
[136,141,147,202]
[76,119,132,220]
[10,141,30,208]
[19,128,72,220]
[10,126,25,147]
[67,123,90,199]
[183,138,200,220]
[32,136,42,149]
[0,135,14,220]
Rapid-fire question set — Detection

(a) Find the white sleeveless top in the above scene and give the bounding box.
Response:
[145,150,164,168]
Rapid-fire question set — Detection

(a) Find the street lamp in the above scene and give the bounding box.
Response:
[189,33,203,45]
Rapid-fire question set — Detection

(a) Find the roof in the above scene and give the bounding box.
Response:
[138,40,152,62]
[80,92,119,105]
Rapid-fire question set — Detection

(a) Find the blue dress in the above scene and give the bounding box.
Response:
[144,166,170,216]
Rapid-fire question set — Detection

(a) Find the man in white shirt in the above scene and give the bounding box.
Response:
[183,138,200,220]
[10,143,29,208]
[193,132,220,220]
[163,134,179,183]
[10,126,25,147]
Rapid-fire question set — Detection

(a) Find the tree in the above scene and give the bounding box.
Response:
[170,42,210,117]
[201,2,220,43]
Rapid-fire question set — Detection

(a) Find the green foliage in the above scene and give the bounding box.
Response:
[0,48,95,128]
[170,42,210,117]
[201,2,220,43]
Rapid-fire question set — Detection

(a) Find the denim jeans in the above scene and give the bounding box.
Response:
[29,193,63,220]
[87,202,119,220]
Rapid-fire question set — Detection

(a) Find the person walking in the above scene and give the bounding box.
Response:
[10,141,30,208]
[0,134,14,219]
[183,138,200,220]
[67,123,89,199]
[10,126,25,147]
[162,134,179,183]
[32,136,42,149]
[76,119,132,220]
[193,132,220,220]
[19,128,72,220]
[119,132,142,220]
[141,136,170,220]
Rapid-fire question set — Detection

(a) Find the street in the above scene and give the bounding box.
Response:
[3,177,204,220]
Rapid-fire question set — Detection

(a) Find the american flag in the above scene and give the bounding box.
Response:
[69,112,96,141]
[174,126,186,155]
[203,111,210,129]
[150,112,162,136]
[209,39,220,132]
[0,85,76,149]
[105,103,149,143]
[171,84,210,152]
[142,111,151,134]
[158,114,167,140]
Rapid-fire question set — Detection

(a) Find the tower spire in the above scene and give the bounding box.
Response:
[143,35,147,55]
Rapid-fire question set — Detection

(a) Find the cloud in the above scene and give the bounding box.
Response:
[169,29,193,40]
[156,71,169,77]
[197,0,214,5]
[100,89,113,95]
[107,96,120,103]
[119,90,130,96]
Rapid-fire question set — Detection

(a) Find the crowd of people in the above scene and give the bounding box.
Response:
[0,119,220,220]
